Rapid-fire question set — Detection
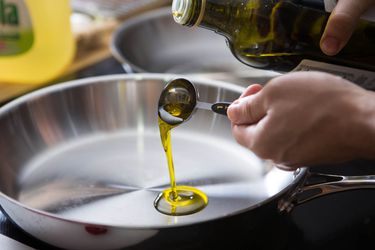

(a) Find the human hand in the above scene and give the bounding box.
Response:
[320,0,375,55]
[227,71,375,170]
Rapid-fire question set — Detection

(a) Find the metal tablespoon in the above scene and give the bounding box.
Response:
[158,78,231,125]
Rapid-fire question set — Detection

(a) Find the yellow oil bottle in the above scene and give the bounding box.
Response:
[0,0,75,85]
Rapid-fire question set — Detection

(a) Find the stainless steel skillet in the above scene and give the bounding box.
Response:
[0,74,374,250]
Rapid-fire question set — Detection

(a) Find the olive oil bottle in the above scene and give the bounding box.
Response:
[172,0,375,86]
[0,0,75,84]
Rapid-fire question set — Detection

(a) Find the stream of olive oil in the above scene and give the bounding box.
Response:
[154,110,208,216]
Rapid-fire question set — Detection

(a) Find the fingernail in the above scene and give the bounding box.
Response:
[227,100,241,122]
[229,99,243,110]
[321,36,340,55]
[231,99,240,106]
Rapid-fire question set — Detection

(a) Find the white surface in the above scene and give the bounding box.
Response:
[0,234,35,250]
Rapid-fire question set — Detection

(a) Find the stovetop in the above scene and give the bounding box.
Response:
[2,58,375,250]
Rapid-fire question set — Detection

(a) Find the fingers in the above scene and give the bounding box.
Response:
[239,84,263,98]
[320,0,373,55]
[227,90,266,125]
[231,124,257,150]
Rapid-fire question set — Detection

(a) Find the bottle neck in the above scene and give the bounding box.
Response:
[172,0,233,35]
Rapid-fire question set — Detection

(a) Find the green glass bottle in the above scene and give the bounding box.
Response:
[171,0,375,73]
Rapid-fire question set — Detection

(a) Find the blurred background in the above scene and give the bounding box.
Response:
[0,0,169,102]
[0,0,279,104]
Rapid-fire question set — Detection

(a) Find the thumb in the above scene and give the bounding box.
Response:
[227,93,266,125]
[239,83,263,98]
[320,0,373,55]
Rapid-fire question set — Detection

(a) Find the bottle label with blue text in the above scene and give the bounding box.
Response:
[0,0,34,56]
[293,59,375,90]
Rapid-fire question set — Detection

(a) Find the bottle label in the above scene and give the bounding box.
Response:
[293,59,375,90]
[0,0,34,56]
[323,0,375,22]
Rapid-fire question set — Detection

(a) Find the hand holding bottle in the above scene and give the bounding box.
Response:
[227,72,375,169]
[320,0,375,55]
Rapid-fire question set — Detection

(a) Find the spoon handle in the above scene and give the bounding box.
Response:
[211,102,231,116]
[196,101,232,116]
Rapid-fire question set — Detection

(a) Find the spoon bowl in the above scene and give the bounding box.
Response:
[158,78,231,126]
[158,78,198,126]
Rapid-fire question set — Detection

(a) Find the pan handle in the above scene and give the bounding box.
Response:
[278,169,375,213]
